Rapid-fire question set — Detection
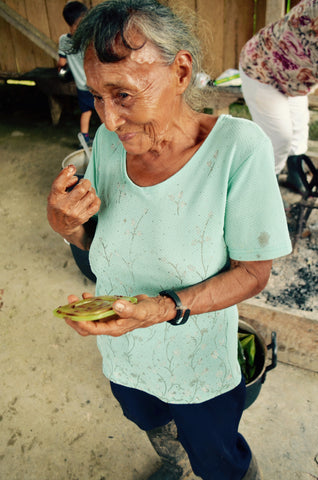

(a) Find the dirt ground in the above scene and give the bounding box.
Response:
[0,84,317,480]
[251,180,318,320]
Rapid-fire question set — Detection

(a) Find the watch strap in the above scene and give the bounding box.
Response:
[159,290,190,326]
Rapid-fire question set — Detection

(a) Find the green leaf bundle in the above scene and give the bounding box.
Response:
[53,295,137,321]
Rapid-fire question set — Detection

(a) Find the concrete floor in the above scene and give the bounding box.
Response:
[1,87,318,480]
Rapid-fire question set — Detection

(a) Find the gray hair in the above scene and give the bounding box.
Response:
[72,0,206,111]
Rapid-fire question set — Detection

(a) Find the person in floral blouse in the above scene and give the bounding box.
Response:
[239,0,318,192]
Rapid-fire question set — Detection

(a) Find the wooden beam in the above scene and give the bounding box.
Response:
[265,0,285,25]
[0,0,58,61]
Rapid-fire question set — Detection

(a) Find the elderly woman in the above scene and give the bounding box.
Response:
[47,1,292,479]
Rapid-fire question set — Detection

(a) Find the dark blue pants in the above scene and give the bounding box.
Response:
[77,88,95,112]
[110,378,251,480]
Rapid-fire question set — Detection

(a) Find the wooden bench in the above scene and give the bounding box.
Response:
[2,68,317,125]
[205,85,318,115]
[23,67,77,125]
[204,85,244,115]
[0,67,77,125]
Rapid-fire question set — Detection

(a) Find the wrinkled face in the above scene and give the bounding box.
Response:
[84,36,182,155]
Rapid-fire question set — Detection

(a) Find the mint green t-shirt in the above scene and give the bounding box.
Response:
[85,115,291,403]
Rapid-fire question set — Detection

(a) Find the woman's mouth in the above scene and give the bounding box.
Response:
[117,132,137,142]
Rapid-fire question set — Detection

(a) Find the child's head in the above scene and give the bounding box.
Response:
[63,1,87,28]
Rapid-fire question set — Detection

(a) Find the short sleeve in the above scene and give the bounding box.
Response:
[225,132,292,260]
[58,34,73,58]
[58,35,67,57]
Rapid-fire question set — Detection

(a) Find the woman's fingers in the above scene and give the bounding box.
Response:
[47,167,100,235]
[64,292,95,335]
[82,292,94,299]
[67,291,94,304]
[49,164,78,194]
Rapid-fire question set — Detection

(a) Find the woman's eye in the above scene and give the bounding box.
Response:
[119,92,129,100]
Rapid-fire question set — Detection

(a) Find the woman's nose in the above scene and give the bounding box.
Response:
[101,100,125,132]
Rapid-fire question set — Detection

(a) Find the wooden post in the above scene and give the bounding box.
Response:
[48,95,63,126]
[265,0,285,25]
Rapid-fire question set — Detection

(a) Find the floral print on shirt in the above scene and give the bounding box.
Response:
[240,0,318,96]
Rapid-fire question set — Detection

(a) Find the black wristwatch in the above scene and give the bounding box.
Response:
[159,290,191,326]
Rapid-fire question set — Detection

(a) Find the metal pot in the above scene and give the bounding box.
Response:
[62,148,91,179]
[239,320,277,410]
[58,65,74,83]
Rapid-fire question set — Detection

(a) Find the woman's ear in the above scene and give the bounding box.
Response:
[173,50,193,94]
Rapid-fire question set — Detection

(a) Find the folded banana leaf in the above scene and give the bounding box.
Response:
[238,333,256,384]
[53,295,137,321]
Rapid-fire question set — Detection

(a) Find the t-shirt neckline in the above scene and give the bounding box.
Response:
[121,115,226,191]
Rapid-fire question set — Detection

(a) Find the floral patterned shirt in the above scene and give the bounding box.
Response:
[85,116,291,404]
[240,0,318,96]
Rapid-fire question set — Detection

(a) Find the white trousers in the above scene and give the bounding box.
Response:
[239,67,309,174]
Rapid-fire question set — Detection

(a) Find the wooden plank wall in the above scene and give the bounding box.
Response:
[0,0,70,74]
[0,0,300,78]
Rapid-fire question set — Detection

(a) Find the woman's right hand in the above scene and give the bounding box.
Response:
[47,165,100,240]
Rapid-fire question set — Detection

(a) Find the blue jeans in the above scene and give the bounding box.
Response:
[110,377,251,480]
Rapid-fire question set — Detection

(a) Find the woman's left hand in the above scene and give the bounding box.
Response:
[65,294,174,337]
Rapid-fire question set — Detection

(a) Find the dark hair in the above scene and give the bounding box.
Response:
[63,1,88,26]
[72,0,205,110]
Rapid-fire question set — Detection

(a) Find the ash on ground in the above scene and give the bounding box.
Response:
[253,184,318,318]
